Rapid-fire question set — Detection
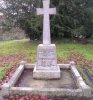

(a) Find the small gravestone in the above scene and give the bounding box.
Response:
[33,0,61,79]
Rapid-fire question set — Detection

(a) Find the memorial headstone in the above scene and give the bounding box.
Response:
[33,0,61,79]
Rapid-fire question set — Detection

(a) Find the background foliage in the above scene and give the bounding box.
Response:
[0,0,93,40]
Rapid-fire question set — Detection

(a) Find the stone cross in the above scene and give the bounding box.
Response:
[37,0,56,45]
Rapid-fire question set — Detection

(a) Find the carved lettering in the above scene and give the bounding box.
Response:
[37,49,56,67]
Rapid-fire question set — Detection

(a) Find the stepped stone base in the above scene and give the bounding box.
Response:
[33,65,61,79]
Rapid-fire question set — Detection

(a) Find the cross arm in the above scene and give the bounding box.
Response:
[49,8,56,15]
[37,8,44,15]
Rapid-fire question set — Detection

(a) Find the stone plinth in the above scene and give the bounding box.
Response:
[33,44,61,79]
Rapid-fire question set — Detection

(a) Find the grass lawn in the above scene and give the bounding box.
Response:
[0,39,93,89]
[0,40,93,60]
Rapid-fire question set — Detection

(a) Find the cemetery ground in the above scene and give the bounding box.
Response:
[0,39,93,99]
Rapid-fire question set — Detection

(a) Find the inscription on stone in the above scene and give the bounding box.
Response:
[37,49,57,67]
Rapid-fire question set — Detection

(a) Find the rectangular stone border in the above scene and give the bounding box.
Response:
[10,87,83,97]
[70,62,91,98]
[1,61,91,99]
[1,64,25,96]
[25,63,70,69]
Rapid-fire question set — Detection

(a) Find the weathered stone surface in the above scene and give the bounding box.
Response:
[33,44,61,79]
[1,83,10,96]
[79,81,91,98]
[1,63,92,99]
[37,0,56,44]
[25,64,36,69]
[7,64,25,87]
[33,0,61,79]
[70,62,92,98]
[58,64,70,69]
[10,87,83,97]
[25,64,70,69]
[20,61,27,65]
[33,66,60,79]
[1,64,25,97]
[37,44,57,70]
